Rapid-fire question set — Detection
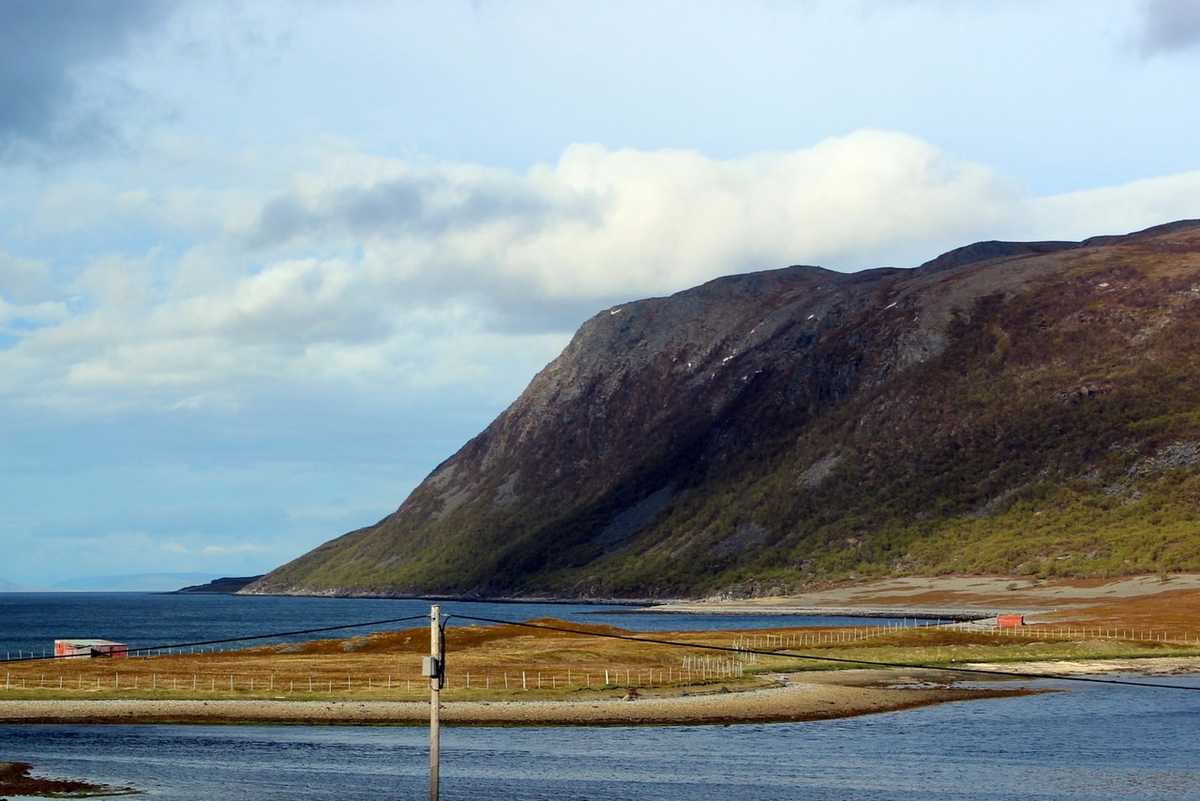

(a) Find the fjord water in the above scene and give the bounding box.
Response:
[2,675,1199,799]
[0,592,921,659]
[2,594,1198,798]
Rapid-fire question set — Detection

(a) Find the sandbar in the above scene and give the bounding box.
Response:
[5,655,1197,727]
[0,671,1032,726]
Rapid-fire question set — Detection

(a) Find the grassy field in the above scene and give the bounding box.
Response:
[3,614,1197,704]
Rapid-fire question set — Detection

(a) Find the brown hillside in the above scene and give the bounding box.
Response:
[248,220,1200,599]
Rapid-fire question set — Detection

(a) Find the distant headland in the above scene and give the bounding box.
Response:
[174,576,265,594]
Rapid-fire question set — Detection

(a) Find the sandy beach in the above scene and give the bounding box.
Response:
[645,574,1200,621]
[0,676,1019,726]
[14,657,1197,726]
[3,658,1196,727]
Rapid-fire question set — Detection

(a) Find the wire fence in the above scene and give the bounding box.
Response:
[1,664,748,695]
[4,614,1200,698]
[730,622,1200,649]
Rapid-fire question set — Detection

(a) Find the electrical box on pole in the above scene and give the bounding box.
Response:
[421,656,441,680]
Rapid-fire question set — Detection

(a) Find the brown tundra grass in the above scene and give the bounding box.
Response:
[3,587,1200,704]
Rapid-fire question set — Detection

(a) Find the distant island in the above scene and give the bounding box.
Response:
[174,576,265,594]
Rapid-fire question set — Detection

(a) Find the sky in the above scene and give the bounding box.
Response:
[2,0,1200,588]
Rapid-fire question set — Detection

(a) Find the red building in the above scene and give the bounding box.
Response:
[54,639,129,658]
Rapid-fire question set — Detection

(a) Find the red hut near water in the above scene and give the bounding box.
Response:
[54,639,128,658]
[996,614,1025,628]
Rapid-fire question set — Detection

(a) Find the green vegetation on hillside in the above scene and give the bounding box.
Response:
[252,224,1200,599]
[542,246,1200,596]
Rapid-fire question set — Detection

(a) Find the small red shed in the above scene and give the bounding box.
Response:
[54,639,129,658]
[996,614,1025,628]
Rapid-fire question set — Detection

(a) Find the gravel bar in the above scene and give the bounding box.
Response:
[0,673,1024,726]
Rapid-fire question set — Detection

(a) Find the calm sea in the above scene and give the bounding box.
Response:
[0,592,924,659]
[1,594,1198,799]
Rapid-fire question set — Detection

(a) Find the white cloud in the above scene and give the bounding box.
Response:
[8,0,1199,587]
[241,130,1025,309]
[3,130,1199,420]
[1030,171,1200,239]
[0,252,55,303]
[0,298,69,332]
[509,133,1019,291]
[162,541,269,556]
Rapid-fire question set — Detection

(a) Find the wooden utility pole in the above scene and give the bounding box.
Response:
[428,605,442,801]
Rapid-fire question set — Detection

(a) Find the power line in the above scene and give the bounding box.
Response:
[3,614,430,664]
[6,609,1199,694]
[450,614,1200,693]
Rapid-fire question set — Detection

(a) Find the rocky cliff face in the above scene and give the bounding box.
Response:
[246,220,1200,599]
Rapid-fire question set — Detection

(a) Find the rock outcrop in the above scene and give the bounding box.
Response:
[246,220,1200,598]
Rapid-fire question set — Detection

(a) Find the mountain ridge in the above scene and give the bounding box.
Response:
[245,220,1200,599]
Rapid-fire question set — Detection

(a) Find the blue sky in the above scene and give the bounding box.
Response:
[2,0,1200,588]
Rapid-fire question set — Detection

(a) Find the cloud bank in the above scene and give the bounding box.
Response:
[0,0,170,159]
[3,130,1199,422]
[2,0,1200,585]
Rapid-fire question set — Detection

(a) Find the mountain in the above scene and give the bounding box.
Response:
[246,220,1200,600]
[50,573,225,592]
[174,575,265,594]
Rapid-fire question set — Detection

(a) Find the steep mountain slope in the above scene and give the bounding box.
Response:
[246,220,1200,599]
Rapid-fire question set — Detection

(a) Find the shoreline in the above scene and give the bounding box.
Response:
[0,679,1023,727]
[13,657,1200,727]
[629,604,993,620]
